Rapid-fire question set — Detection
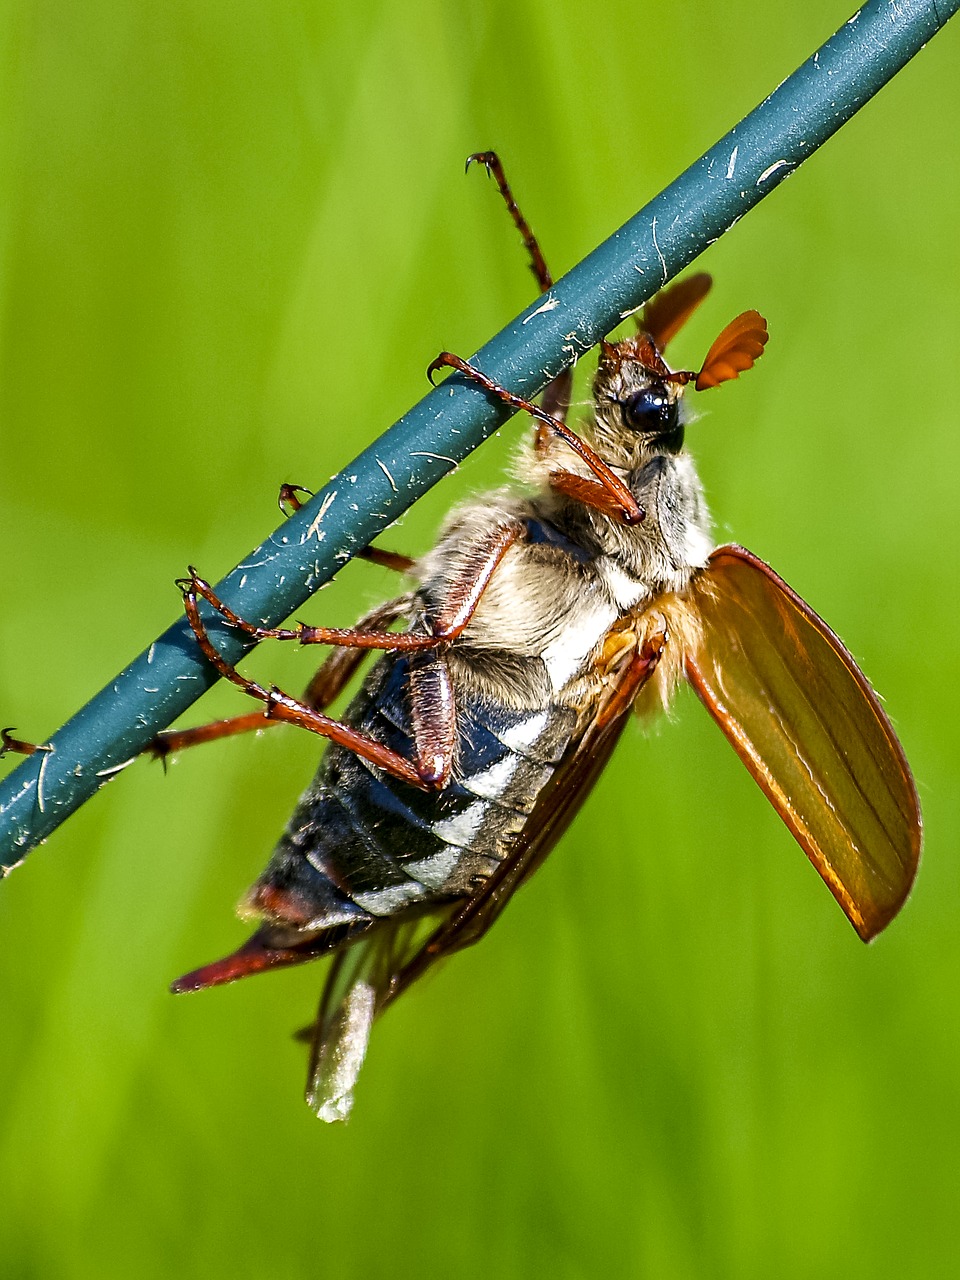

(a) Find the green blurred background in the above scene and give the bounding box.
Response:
[1,2,959,1276]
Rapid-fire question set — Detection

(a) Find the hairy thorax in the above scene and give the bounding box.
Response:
[415,437,713,712]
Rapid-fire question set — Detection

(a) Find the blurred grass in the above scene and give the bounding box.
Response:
[1,2,959,1277]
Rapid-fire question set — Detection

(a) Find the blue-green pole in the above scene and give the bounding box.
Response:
[1,0,956,871]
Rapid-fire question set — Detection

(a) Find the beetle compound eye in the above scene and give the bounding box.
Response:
[622,386,677,435]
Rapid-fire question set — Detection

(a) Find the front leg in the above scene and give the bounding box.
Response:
[151,596,412,761]
[548,468,647,525]
[428,352,643,526]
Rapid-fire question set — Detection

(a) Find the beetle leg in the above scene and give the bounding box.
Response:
[466,150,572,435]
[356,546,417,574]
[420,519,522,638]
[382,520,526,785]
[406,651,457,788]
[151,597,411,761]
[151,712,275,761]
[277,483,314,515]
[180,520,517,650]
[175,522,521,788]
[467,150,554,292]
[0,727,51,758]
[177,588,432,789]
[548,469,646,524]
[596,629,667,727]
[427,353,642,525]
[390,519,527,788]
[177,570,421,650]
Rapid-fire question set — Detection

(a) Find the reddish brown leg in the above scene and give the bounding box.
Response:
[177,522,521,789]
[428,352,643,525]
[467,151,554,292]
[407,650,456,787]
[539,371,572,432]
[180,520,515,651]
[152,713,270,761]
[356,546,416,574]
[179,591,424,788]
[396,517,531,786]
[548,469,647,524]
[597,630,667,727]
[467,150,573,431]
[151,597,412,761]
[278,483,416,575]
[0,728,50,758]
[278,483,314,516]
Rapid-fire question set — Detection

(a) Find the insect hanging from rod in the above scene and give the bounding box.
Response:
[140,152,920,1121]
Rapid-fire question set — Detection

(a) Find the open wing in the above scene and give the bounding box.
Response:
[686,545,921,941]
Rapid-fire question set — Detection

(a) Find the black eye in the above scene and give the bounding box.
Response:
[621,385,678,435]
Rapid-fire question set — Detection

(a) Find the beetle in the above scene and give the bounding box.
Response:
[148,154,920,1121]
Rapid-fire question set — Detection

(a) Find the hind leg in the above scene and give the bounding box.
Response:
[151,595,411,761]
[175,520,521,790]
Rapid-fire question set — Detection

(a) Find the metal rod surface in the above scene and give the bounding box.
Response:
[1,0,956,871]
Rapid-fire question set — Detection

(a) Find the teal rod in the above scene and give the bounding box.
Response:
[1,0,956,872]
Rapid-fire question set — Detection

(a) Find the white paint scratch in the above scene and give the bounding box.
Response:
[95,757,137,778]
[376,458,398,493]
[522,295,560,324]
[726,145,739,179]
[651,217,668,285]
[410,451,458,468]
[757,160,789,185]
[36,746,54,814]
[302,489,337,544]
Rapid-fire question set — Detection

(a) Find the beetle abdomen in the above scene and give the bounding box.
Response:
[247,651,579,936]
